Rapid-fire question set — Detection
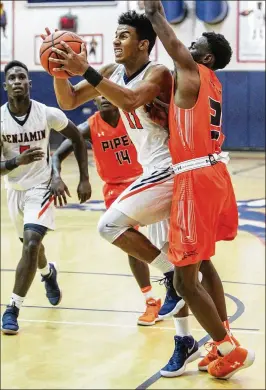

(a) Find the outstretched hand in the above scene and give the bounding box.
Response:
[143,0,163,15]
[49,41,89,76]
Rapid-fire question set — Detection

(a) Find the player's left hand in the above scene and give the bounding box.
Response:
[49,41,89,76]
[144,101,169,129]
[77,179,92,203]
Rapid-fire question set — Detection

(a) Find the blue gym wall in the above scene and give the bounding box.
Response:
[1,70,265,150]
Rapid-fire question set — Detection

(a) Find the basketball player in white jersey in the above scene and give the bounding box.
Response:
[42,12,188,323]
[1,60,91,335]
[42,13,209,345]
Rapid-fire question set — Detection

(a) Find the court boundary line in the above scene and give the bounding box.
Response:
[135,293,245,390]
[14,319,262,335]
[1,269,265,287]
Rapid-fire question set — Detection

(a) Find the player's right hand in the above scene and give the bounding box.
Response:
[16,147,45,166]
[50,176,71,207]
[40,27,58,40]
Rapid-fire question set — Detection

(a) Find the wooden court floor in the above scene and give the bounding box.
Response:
[1,151,265,389]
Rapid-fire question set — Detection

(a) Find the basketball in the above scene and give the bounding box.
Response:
[40,30,86,79]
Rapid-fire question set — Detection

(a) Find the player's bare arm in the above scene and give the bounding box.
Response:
[54,62,117,110]
[41,28,117,110]
[93,64,171,112]
[144,0,200,108]
[52,121,91,175]
[1,146,45,176]
[48,39,171,112]
[51,120,91,205]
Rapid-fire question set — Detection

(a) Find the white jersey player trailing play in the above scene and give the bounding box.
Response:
[109,62,172,171]
[1,99,68,190]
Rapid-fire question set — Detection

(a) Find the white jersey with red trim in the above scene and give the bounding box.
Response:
[1,99,68,190]
[109,62,172,172]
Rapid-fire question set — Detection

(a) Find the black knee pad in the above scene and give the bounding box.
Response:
[24,223,48,237]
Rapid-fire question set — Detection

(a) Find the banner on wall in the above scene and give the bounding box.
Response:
[35,34,104,67]
[0,0,14,64]
[237,1,265,62]
[127,0,158,61]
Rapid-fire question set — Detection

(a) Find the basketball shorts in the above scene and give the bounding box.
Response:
[110,166,175,226]
[103,182,134,210]
[7,182,55,239]
[168,163,238,267]
[103,180,171,250]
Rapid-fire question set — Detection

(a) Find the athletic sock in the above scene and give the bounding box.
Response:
[174,316,191,337]
[39,263,50,277]
[151,252,173,274]
[216,333,236,356]
[141,285,155,301]
[10,293,24,309]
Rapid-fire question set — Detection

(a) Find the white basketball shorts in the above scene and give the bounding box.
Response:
[7,182,55,238]
[111,166,175,226]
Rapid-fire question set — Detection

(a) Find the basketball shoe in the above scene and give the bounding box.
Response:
[157,271,185,319]
[1,302,19,335]
[198,335,240,371]
[137,298,161,326]
[208,345,255,379]
[160,335,201,377]
[41,263,62,306]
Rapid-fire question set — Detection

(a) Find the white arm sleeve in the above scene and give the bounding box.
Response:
[46,106,69,132]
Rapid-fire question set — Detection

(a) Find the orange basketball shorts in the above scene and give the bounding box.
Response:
[103,182,135,209]
[168,163,238,267]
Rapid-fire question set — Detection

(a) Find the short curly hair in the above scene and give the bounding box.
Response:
[4,60,29,76]
[118,10,156,54]
[203,32,232,70]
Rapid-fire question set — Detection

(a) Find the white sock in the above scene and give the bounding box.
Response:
[10,293,24,309]
[217,340,236,356]
[151,252,173,274]
[198,271,203,283]
[39,263,50,277]
[141,286,155,301]
[174,316,191,337]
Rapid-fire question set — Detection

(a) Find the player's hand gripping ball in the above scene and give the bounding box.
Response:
[40,29,87,79]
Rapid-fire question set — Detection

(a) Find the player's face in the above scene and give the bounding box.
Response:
[189,36,212,64]
[3,67,31,99]
[113,25,144,64]
[95,96,117,112]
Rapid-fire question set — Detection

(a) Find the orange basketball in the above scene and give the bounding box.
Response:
[40,31,86,79]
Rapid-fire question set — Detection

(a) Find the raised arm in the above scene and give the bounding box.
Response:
[40,28,117,110]
[49,42,171,112]
[144,0,197,72]
[93,65,171,112]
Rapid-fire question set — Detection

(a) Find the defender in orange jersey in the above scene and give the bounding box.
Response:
[52,96,174,326]
[145,0,254,380]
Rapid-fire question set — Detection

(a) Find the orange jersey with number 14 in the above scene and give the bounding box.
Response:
[89,112,143,185]
[169,64,224,163]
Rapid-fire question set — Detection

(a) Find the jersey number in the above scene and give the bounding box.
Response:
[19,145,30,154]
[115,150,131,165]
[209,98,222,140]
[123,110,143,129]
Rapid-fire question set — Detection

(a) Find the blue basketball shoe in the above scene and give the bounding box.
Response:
[160,335,201,377]
[1,303,19,335]
[41,263,62,306]
[158,271,185,319]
